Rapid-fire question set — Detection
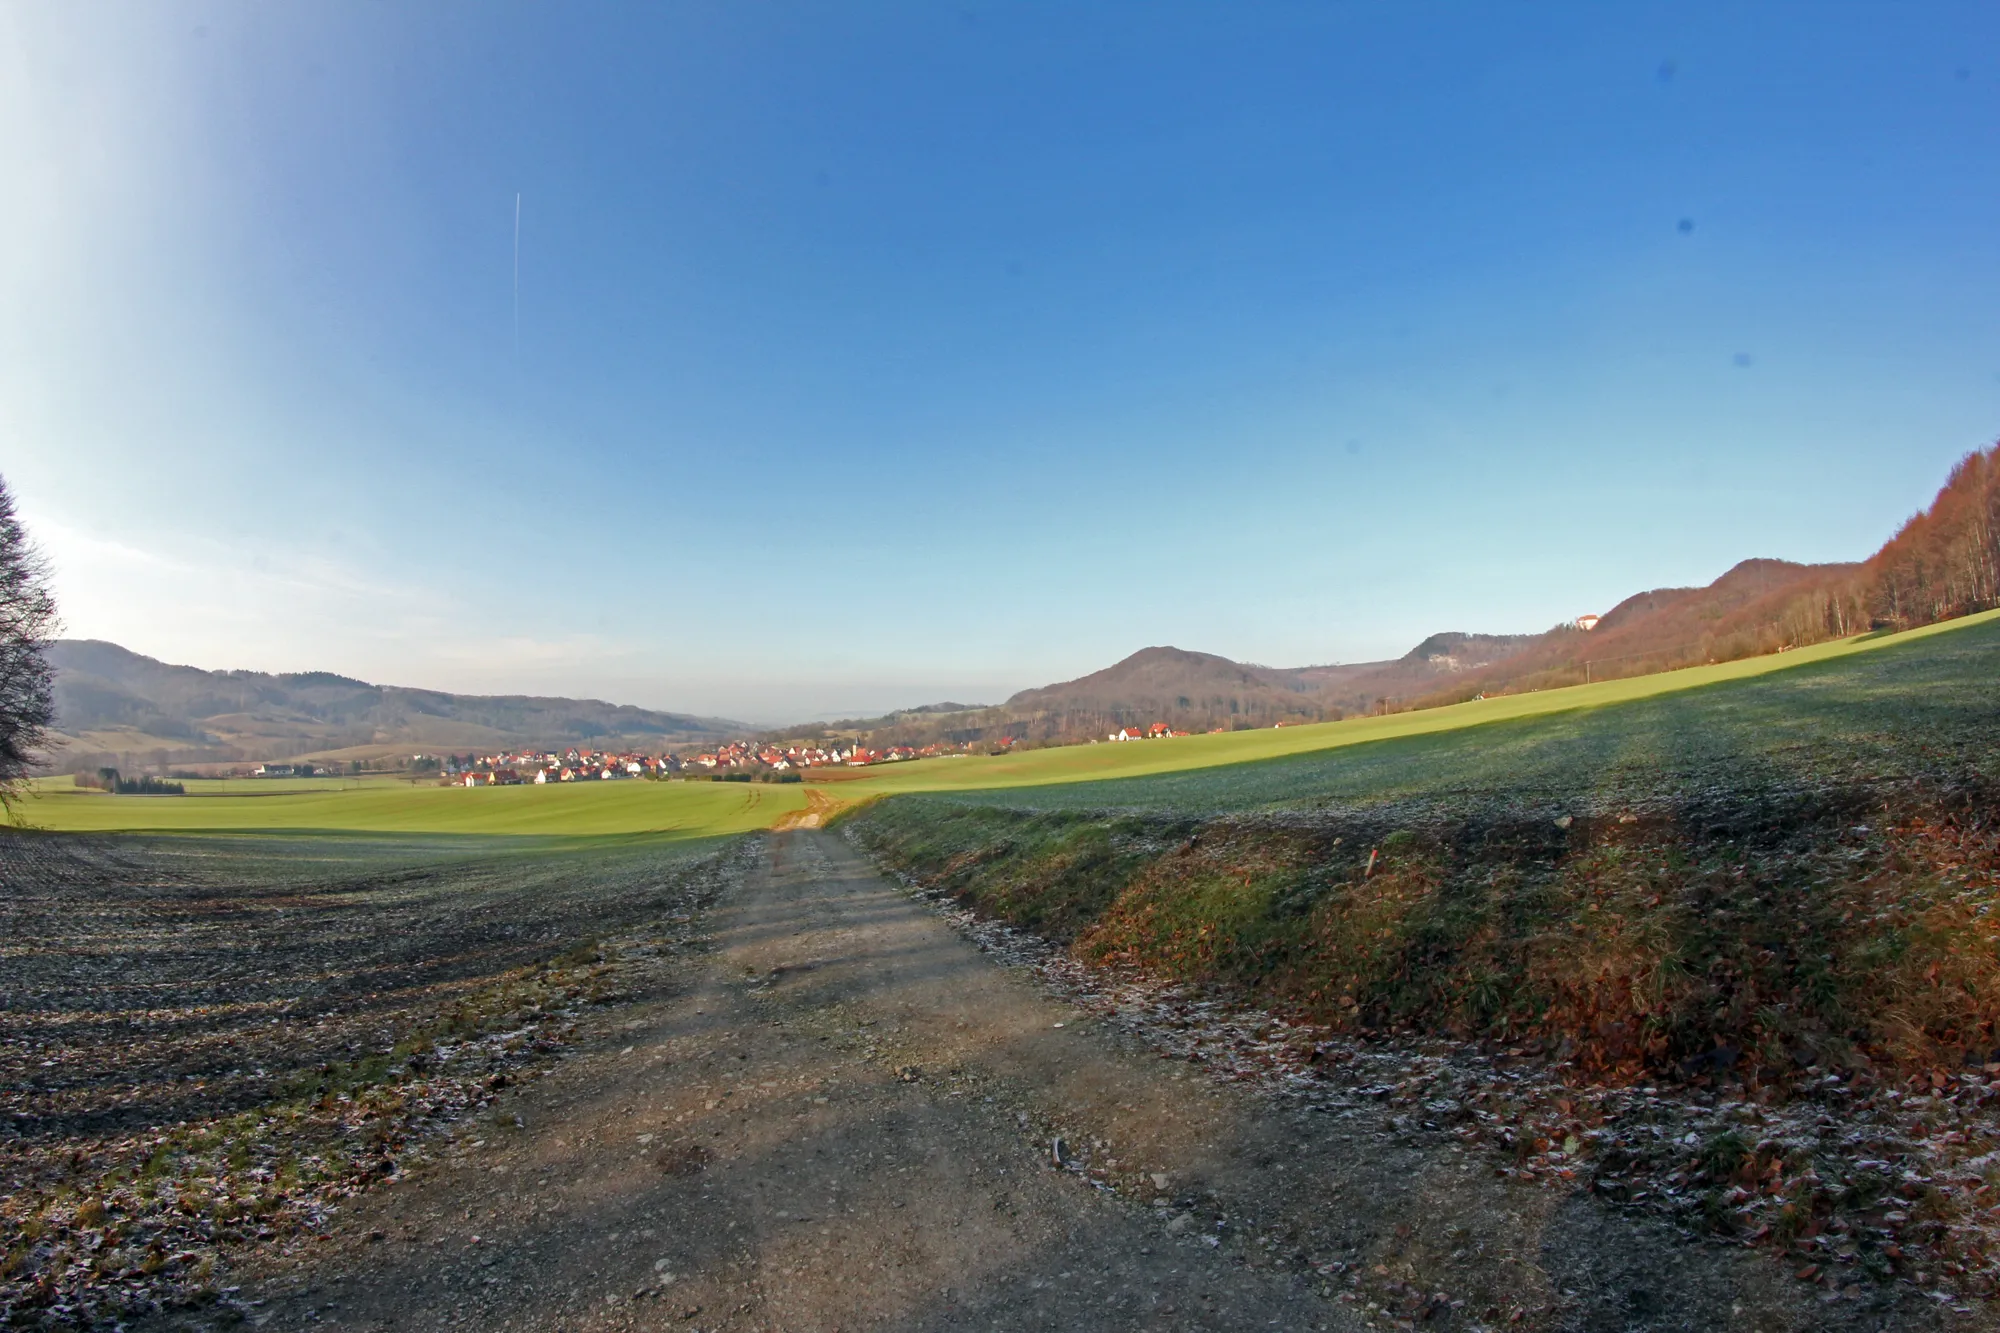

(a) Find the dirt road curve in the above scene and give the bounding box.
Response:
[168,832,1911,1333]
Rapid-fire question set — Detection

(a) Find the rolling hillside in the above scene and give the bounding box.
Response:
[32,609,1998,836]
[1001,634,1539,733]
[830,443,1999,747]
[45,641,746,771]
[1003,645,1331,730]
[1409,444,2000,702]
[49,444,2000,771]
[1404,556,1861,703]
[768,634,1539,750]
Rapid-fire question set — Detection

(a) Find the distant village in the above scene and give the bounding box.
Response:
[1108,723,1192,741]
[418,737,979,787]
[245,725,1216,786]
[436,719,1226,784]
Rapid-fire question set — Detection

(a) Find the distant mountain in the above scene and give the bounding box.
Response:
[995,633,1541,737]
[767,634,1539,749]
[53,445,2000,769]
[1004,646,1326,729]
[44,641,747,771]
[1344,444,2000,706]
[1273,632,1541,713]
[790,559,1848,750]
[1410,558,1862,704]
[777,443,2000,750]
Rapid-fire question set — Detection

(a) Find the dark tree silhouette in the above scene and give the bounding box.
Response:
[0,475,58,811]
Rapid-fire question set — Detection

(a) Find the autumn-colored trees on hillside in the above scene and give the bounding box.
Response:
[1867,445,2000,630]
[1408,443,2000,705]
[1729,443,1999,663]
[1652,443,2000,664]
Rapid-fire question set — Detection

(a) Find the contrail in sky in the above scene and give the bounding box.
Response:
[512,192,521,360]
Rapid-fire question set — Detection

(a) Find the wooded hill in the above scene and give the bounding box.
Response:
[1412,443,2000,706]
[781,443,2000,750]
[47,444,2000,769]
[1000,633,1539,738]
[769,634,1538,750]
[45,640,746,772]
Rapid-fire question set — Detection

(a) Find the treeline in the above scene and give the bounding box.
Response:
[1676,446,2000,661]
[769,443,2000,751]
[1720,445,2000,646]
[1868,445,2000,630]
[1419,443,2000,706]
[788,700,1333,755]
[73,767,184,795]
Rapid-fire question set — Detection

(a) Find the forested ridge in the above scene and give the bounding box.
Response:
[43,445,2000,765]
[44,640,747,769]
[790,444,2000,749]
[1416,442,2000,705]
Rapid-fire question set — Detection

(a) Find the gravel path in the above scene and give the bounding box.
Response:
[158,832,1949,1333]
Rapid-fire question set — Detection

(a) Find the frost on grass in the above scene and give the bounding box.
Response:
[848,795,2000,1312]
[0,831,757,1329]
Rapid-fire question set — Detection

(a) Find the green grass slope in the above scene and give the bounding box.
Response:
[21,611,1995,840]
[832,610,2000,805]
[884,607,2000,817]
[844,607,2000,1092]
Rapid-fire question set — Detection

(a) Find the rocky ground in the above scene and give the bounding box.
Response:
[0,830,1952,1331]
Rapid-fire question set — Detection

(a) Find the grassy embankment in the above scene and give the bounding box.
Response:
[843,608,2000,1088]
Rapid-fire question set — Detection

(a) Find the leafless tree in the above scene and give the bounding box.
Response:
[0,475,58,811]
[1869,446,2000,630]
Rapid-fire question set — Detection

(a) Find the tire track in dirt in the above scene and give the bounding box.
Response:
[166,832,1938,1332]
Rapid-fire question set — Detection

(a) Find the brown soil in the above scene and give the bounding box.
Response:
[774,789,845,831]
[126,832,1959,1333]
[1,831,753,1328]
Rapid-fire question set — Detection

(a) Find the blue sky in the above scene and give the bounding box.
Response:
[4,3,1997,723]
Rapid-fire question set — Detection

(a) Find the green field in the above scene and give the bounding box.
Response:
[19,609,1998,837]
[840,603,2000,1089]
[16,605,2000,1293]
[20,773,806,840]
[867,607,2000,817]
[829,610,2000,801]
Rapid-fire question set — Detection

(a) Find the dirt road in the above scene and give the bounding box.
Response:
[175,831,1929,1333]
